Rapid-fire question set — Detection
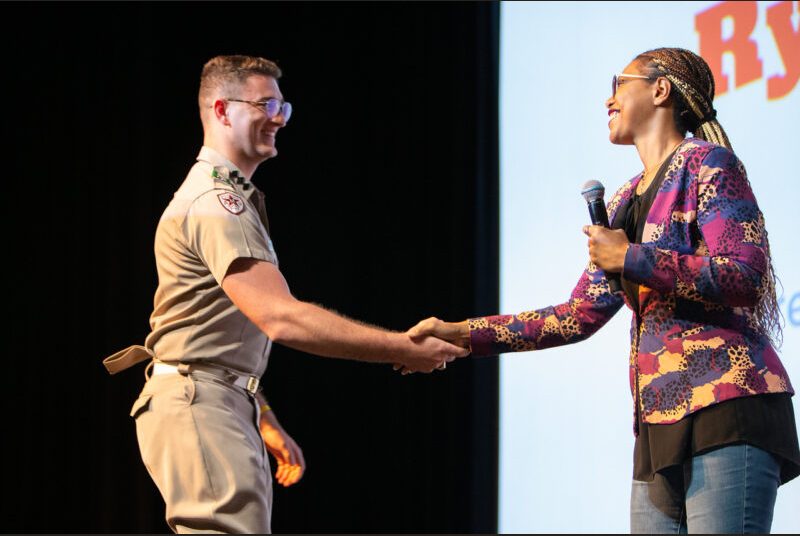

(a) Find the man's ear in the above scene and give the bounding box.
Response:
[212,99,230,125]
[653,77,672,106]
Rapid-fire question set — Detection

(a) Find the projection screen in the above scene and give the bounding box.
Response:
[499,1,800,532]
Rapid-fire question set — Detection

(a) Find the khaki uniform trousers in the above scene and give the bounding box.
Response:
[131,369,272,533]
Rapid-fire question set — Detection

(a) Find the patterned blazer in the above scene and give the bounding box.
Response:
[469,138,793,428]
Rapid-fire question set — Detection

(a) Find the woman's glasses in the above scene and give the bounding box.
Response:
[611,73,651,97]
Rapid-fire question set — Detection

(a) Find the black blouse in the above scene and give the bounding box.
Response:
[617,152,800,484]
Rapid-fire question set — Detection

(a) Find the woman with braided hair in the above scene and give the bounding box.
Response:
[408,47,800,533]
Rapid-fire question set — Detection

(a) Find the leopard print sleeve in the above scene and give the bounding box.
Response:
[468,263,625,357]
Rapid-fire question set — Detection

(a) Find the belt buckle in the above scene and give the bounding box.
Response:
[246,376,260,395]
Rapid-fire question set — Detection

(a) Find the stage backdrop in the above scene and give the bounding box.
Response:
[3,3,499,533]
[500,1,799,532]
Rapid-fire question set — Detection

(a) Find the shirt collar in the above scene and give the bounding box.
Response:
[196,146,254,195]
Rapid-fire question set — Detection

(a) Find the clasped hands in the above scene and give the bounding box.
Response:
[392,318,471,375]
[392,226,628,375]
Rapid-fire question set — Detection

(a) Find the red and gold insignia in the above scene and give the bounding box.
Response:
[217,192,245,215]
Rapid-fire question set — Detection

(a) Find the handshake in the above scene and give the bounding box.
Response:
[391,317,471,375]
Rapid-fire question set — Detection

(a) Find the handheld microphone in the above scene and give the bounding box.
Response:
[580,180,622,294]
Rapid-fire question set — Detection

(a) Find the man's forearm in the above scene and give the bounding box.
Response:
[221,258,460,371]
[258,299,404,363]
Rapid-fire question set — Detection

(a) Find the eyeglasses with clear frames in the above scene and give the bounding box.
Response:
[226,98,293,123]
[611,73,652,97]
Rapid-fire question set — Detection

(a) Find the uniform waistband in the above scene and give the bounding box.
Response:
[150,361,260,395]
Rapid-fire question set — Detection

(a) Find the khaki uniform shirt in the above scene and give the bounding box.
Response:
[104,146,277,377]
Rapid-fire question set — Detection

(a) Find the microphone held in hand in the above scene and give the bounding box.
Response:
[580,180,622,293]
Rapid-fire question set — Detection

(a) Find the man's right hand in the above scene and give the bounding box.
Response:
[392,328,470,375]
[408,317,470,348]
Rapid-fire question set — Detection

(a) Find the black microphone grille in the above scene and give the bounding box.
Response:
[581,180,605,202]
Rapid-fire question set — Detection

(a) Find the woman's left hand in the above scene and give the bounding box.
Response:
[582,225,629,273]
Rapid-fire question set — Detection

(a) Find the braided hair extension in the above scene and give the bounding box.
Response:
[636,47,731,149]
[635,47,783,346]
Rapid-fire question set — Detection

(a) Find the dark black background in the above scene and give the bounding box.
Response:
[5,1,499,533]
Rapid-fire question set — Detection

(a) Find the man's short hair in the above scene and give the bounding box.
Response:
[198,55,282,110]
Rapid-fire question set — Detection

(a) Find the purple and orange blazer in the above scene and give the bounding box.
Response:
[469,138,793,428]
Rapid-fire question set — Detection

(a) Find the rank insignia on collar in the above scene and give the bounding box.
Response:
[217,192,245,215]
[211,167,234,187]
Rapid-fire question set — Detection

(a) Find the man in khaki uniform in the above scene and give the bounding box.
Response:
[103,55,466,534]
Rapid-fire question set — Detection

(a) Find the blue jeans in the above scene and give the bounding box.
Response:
[630,444,781,533]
